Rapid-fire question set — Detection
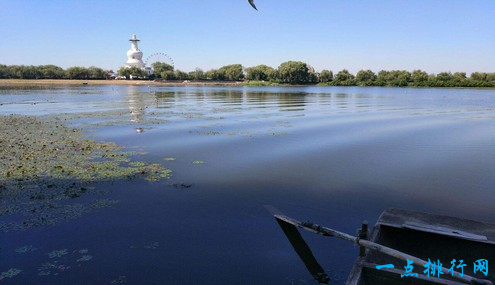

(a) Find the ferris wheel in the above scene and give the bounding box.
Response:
[145,52,175,69]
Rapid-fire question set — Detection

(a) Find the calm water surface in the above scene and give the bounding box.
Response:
[1,85,494,284]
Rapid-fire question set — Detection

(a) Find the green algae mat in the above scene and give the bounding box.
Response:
[0,114,171,232]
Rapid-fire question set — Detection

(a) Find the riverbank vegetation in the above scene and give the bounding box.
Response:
[1,62,494,88]
[0,65,109,80]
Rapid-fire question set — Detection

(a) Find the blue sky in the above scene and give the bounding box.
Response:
[1,0,494,74]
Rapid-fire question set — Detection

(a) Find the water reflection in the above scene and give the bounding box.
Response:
[208,89,244,103]
[277,93,306,112]
[154,91,176,109]
[152,89,308,113]
[127,91,146,123]
[126,86,154,133]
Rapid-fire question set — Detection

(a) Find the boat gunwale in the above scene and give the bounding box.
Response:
[345,208,495,285]
[376,208,495,245]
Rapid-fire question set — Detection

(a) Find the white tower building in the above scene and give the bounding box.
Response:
[125,34,145,69]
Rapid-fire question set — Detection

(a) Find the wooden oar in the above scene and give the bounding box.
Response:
[275,217,330,284]
[265,205,330,284]
[274,214,493,285]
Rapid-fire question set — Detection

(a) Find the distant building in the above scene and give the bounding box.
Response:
[124,34,153,77]
[125,34,145,69]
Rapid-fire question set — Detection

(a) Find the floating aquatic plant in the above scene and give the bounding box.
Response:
[144,242,159,249]
[48,249,68,258]
[110,275,128,284]
[91,199,119,209]
[76,255,93,262]
[0,115,172,232]
[0,268,22,279]
[15,245,37,254]
[192,160,206,164]
[164,157,176,161]
[130,241,160,250]
[38,261,70,276]
[171,182,193,189]
[37,247,93,276]
[128,161,146,167]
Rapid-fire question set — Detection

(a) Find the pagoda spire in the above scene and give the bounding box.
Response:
[125,34,145,69]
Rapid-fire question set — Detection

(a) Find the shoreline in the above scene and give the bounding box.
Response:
[0,79,245,86]
[1,79,494,90]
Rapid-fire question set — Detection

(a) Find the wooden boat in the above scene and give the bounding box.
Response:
[274,208,495,285]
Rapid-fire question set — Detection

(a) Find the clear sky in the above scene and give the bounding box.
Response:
[1,0,494,74]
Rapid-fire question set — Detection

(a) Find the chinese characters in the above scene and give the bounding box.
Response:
[376,259,488,279]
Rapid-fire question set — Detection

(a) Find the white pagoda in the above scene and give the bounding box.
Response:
[125,34,145,69]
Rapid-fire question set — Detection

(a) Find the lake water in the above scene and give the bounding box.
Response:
[1,85,494,284]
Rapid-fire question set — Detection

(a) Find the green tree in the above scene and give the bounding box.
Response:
[66,66,90,79]
[486,73,495,82]
[6,65,42,79]
[189,68,205,80]
[88,66,107,79]
[26,66,43,79]
[152,62,174,75]
[117,66,147,79]
[277,61,311,84]
[395,71,411,86]
[318,69,333,83]
[306,65,318,84]
[117,67,130,78]
[411,70,428,83]
[465,72,495,87]
[355,69,376,86]
[452,72,466,82]
[436,72,453,82]
[245,65,275,81]
[377,70,410,87]
[218,64,244,81]
[174,70,190,80]
[470,72,488,81]
[160,71,176,80]
[7,65,22,78]
[410,70,429,86]
[268,69,280,81]
[41,65,65,79]
[308,72,318,84]
[334,69,355,85]
[0,64,7,78]
[205,69,225,80]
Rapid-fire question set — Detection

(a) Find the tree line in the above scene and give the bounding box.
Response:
[2,62,495,88]
[0,64,109,80]
[132,61,495,88]
[324,69,495,88]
